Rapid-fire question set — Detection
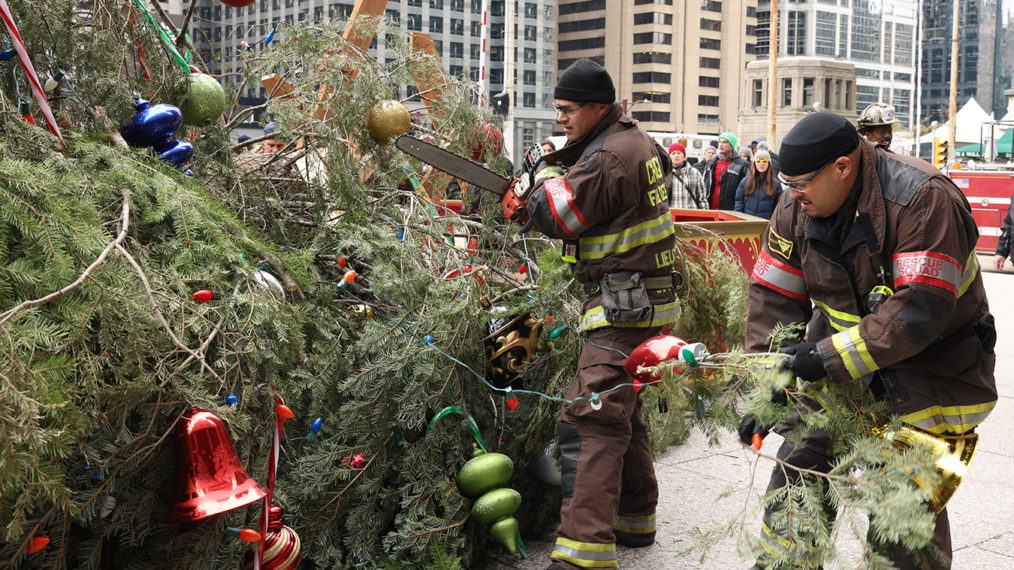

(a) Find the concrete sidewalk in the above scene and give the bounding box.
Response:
[497,262,1014,569]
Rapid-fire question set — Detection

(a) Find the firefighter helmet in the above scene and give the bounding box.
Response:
[857,103,899,130]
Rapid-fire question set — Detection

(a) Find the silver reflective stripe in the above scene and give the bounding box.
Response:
[577,300,681,332]
[616,514,656,532]
[545,177,591,237]
[892,250,962,295]
[751,250,807,300]
[957,250,978,297]
[902,401,996,435]
[642,275,673,289]
[830,327,877,379]
[552,538,618,566]
[577,214,674,260]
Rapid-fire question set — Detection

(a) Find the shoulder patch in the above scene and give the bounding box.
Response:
[877,155,934,206]
[768,227,793,261]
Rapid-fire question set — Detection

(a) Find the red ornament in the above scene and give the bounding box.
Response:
[167,408,267,523]
[468,122,503,161]
[624,335,687,382]
[244,505,303,570]
[220,0,256,7]
[349,453,367,468]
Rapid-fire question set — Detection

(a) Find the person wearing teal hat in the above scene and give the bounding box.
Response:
[702,131,749,210]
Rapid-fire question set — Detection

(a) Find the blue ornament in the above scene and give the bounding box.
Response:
[156,140,195,167]
[226,394,239,406]
[423,335,434,345]
[120,98,182,148]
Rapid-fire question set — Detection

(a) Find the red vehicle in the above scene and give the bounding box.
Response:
[948,170,1014,253]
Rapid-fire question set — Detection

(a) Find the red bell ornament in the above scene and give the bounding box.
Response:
[168,408,267,523]
[624,336,687,382]
[220,0,256,7]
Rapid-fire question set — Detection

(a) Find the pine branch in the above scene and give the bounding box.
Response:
[0,194,130,328]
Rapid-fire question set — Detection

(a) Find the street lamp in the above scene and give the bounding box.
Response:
[622,97,651,115]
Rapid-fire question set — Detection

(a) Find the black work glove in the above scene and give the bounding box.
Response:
[738,384,789,447]
[738,416,768,446]
[779,342,826,382]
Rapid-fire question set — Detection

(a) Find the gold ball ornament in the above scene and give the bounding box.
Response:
[367,100,411,144]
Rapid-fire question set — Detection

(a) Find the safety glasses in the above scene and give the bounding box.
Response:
[553,102,586,117]
[777,157,837,192]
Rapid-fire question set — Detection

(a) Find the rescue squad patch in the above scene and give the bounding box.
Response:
[767,228,793,261]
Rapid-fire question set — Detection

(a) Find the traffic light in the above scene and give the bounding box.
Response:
[933,139,948,169]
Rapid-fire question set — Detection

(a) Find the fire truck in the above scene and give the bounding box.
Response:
[948,169,1014,253]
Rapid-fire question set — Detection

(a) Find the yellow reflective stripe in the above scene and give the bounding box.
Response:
[830,326,877,379]
[577,213,674,260]
[957,250,978,298]
[615,513,656,533]
[535,166,565,181]
[901,401,996,435]
[812,299,860,332]
[552,537,617,568]
[562,254,577,263]
[850,327,877,375]
[759,522,820,566]
[577,300,681,332]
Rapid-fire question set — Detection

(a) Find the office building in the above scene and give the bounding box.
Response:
[190,0,556,161]
[919,0,1005,123]
[755,0,918,127]
[555,0,759,136]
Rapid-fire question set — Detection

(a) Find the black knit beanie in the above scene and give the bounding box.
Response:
[779,113,860,176]
[554,60,615,104]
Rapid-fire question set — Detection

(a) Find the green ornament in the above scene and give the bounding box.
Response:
[176,72,226,127]
[490,516,519,553]
[367,100,411,144]
[457,452,513,498]
[470,488,521,524]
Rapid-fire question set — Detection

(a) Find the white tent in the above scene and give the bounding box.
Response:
[919,97,994,144]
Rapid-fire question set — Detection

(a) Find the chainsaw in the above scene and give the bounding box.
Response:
[396,135,544,227]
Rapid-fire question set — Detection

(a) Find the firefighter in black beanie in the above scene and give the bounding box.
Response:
[525,59,680,569]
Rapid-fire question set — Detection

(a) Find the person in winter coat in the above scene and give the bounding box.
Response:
[694,145,717,175]
[734,150,782,219]
[668,142,706,209]
[525,59,680,570]
[991,189,1014,271]
[741,113,996,570]
[703,132,749,210]
[738,146,754,163]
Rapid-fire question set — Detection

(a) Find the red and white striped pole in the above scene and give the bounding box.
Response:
[477,0,489,107]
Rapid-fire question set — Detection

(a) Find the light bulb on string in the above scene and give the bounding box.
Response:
[505,387,519,410]
[20,100,33,124]
[25,536,49,554]
[549,325,568,339]
[0,49,14,61]
[226,527,261,542]
[44,69,66,93]
[336,269,356,290]
[225,394,239,407]
[308,417,323,441]
[193,290,220,302]
[589,393,603,411]
[275,403,295,419]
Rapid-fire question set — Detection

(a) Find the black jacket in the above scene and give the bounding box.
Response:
[995,191,1014,259]
[703,154,749,210]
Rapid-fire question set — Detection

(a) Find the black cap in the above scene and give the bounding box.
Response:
[779,113,861,176]
[554,60,615,104]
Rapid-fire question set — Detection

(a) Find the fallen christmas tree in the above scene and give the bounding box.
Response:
[0,2,951,570]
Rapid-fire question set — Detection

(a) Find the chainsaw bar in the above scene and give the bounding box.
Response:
[396,135,513,197]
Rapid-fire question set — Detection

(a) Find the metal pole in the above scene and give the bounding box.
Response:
[767,0,779,145]
[947,0,960,168]
[914,0,924,157]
